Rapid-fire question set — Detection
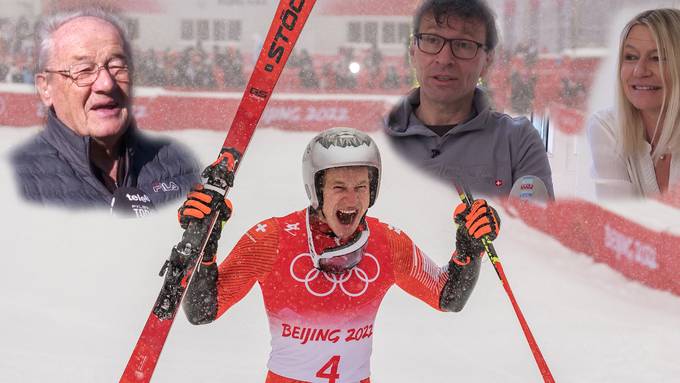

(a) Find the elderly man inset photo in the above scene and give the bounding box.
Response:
[11,8,200,209]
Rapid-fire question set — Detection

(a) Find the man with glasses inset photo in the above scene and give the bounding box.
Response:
[384,0,554,198]
[11,7,200,209]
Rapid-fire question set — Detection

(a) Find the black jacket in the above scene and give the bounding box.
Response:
[11,109,200,209]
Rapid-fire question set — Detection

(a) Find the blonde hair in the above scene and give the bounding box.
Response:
[616,8,680,161]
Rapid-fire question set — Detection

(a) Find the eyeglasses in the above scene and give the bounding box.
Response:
[44,59,130,87]
[414,33,486,60]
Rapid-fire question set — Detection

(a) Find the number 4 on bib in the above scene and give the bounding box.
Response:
[316,355,341,383]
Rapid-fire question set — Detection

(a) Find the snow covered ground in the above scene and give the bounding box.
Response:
[1,126,679,383]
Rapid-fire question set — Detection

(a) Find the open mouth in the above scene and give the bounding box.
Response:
[91,101,121,111]
[336,209,358,225]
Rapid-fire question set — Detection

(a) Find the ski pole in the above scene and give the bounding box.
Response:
[455,182,555,383]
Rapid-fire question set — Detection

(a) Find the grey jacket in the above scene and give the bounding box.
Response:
[384,87,554,198]
[11,109,201,209]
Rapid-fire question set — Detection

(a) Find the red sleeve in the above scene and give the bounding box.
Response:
[386,226,450,311]
[215,218,279,318]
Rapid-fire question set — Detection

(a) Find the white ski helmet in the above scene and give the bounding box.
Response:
[302,127,381,210]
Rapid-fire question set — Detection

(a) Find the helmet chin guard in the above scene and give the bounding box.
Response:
[302,127,381,209]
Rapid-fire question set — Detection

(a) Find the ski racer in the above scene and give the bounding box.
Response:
[179,127,500,383]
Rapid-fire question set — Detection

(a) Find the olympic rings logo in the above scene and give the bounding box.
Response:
[289,253,380,297]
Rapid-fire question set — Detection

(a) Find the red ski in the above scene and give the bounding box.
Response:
[120,1,317,382]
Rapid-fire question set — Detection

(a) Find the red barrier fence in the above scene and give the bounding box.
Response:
[0,87,397,132]
[503,198,680,296]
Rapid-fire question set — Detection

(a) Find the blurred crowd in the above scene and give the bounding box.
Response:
[0,17,36,84]
[133,44,413,91]
[288,45,413,91]
[0,14,413,93]
[133,44,246,88]
[491,43,593,114]
[1,15,591,110]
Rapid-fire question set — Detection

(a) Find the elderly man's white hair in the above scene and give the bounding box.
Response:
[35,7,133,73]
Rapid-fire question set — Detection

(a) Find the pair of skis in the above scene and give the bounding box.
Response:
[120,1,317,382]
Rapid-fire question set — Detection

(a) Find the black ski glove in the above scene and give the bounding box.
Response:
[439,199,500,312]
[453,199,501,263]
[177,183,232,262]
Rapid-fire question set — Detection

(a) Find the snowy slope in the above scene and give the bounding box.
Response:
[1,127,679,383]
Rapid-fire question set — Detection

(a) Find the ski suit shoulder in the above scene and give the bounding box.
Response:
[215,216,281,318]
[368,217,450,311]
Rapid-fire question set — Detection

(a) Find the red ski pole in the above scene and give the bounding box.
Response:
[455,183,555,383]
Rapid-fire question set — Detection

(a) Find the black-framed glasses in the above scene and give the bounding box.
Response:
[43,59,130,87]
[414,33,486,60]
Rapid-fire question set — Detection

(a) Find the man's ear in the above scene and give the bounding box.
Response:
[479,49,495,78]
[408,37,416,62]
[35,73,53,107]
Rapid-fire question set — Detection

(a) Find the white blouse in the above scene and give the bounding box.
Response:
[586,108,680,199]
